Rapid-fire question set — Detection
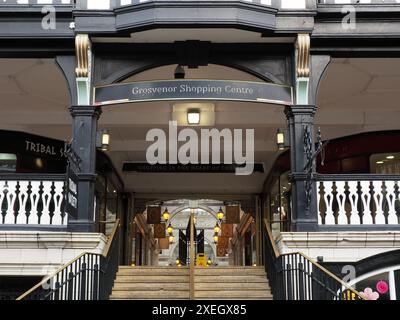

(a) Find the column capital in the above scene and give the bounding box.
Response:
[69,105,102,118]
[284,104,316,118]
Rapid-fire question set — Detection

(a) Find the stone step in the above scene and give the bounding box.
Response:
[198,297,273,301]
[195,282,270,291]
[114,275,189,283]
[194,275,269,283]
[110,266,273,300]
[195,269,266,276]
[194,290,273,299]
[110,291,190,300]
[113,282,190,291]
[117,268,189,276]
[195,266,265,270]
[119,266,188,270]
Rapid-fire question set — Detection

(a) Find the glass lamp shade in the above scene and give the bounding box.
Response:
[217,207,224,220]
[187,109,200,125]
[163,208,170,221]
[277,129,285,151]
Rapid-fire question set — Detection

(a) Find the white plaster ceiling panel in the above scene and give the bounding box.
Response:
[317,61,372,107]
[17,61,69,105]
[0,77,21,95]
[0,59,40,77]
[347,58,400,77]
[365,76,400,93]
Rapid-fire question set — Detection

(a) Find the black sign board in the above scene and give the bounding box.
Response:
[65,164,78,219]
[123,163,264,173]
[94,79,293,106]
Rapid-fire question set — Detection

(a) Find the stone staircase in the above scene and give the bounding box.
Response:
[194,267,273,300]
[110,267,190,300]
[110,266,272,300]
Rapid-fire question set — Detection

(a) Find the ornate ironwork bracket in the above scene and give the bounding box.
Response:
[63,140,82,174]
[303,127,328,211]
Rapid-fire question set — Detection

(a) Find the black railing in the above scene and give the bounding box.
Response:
[264,220,363,300]
[16,220,120,301]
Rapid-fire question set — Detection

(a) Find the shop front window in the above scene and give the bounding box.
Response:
[355,271,391,300]
[270,179,280,237]
[268,171,292,236]
[280,171,291,231]
[351,267,400,300]
[96,174,120,236]
[370,153,400,174]
[0,154,17,173]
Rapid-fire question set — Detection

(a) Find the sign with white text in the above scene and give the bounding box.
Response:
[94,79,293,106]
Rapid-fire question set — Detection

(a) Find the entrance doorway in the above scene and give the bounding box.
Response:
[129,199,259,268]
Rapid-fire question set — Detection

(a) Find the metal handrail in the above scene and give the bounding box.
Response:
[16,219,120,300]
[315,173,400,181]
[0,173,66,181]
[264,219,364,300]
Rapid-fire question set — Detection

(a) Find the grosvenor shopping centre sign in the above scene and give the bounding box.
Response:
[94,79,293,106]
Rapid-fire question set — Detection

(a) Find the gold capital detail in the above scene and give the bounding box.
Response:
[296,34,310,78]
[75,34,90,78]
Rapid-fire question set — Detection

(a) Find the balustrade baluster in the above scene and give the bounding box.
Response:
[372,181,385,224]
[323,181,335,225]
[16,181,30,224]
[335,181,347,225]
[347,181,361,225]
[360,181,373,224]
[4,181,18,224]
[385,181,398,225]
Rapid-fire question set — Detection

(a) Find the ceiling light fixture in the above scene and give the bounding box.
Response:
[174,65,185,79]
[187,108,200,125]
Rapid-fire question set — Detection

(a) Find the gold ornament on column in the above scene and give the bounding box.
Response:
[75,34,90,78]
[296,34,310,78]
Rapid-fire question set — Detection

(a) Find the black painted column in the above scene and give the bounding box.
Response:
[285,104,318,231]
[68,105,102,232]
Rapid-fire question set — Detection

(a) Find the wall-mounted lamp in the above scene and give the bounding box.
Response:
[97,129,110,151]
[174,65,185,79]
[187,108,200,125]
[276,128,289,151]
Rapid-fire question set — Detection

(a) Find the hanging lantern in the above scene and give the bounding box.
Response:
[213,222,221,234]
[169,235,174,243]
[167,223,174,235]
[163,208,170,221]
[217,207,224,221]
[213,233,219,243]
